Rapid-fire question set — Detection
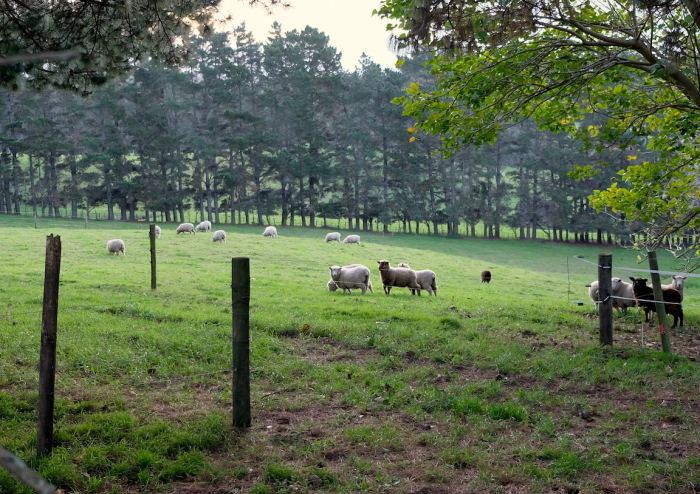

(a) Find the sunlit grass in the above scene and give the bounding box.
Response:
[1,214,699,493]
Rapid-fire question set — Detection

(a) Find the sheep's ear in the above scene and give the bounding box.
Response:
[630,277,635,282]
[642,278,648,283]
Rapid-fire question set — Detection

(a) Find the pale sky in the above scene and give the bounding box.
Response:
[216,0,401,70]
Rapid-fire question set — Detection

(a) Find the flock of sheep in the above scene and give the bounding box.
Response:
[587,275,687,328]
[323,231,440,296]
[105,221,273,256]
[326,232,437,297]
[105,224,497,297]
[327,260,438,296]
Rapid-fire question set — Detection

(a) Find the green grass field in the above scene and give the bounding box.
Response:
[1,214,699,494]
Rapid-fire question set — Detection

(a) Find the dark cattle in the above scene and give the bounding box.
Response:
[629,277,683,328]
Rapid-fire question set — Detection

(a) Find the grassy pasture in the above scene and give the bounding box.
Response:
[1,215,700,494]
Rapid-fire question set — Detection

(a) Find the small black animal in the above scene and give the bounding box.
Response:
[629,277,683,328]
[481,270,492,284]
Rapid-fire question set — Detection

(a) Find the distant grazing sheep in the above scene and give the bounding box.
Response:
[263,226,278,238]
[343,234,361,245]
[106,239,126,256]
[328,264,373,295]
[325,232,341,243]
[148,225,161,239]
[176,223,195,234]
[377,260,420,295]
[195,220,212,232]
[662,276,687,302]
[397,263,437,296]
[481,270,492,284]
[629,277,683,328]
[212,230,226,243]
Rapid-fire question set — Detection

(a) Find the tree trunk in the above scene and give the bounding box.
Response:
[308,176,316,228]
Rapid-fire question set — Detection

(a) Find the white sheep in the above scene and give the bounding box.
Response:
[176,223,195,234]
[662,276,687,301]
[610,277,636,311]
[106,239,126,256]
[212,230,226,243]
[587,280,599,304]
[343,234,361,245]
[325,232,341,243]
[327,278,374,294]
[328,264,373,295]
[195,220,212,232]
[263,226,278,237]
[147,225,161,239]
[397,263,437,296]
[587,278,635,311]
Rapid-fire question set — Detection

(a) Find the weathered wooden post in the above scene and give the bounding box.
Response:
[37,234,61,457]
[648,251,672,354]
[232,257,251,427]
[149,224,157,290]
[598,253,613,345]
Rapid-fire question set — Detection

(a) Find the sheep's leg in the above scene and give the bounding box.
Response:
[670,310,678,329]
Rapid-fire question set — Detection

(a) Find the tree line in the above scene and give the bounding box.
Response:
[0,24,642,243]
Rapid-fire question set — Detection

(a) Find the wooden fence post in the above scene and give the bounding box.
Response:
[37,234,61,457]
[231,257,251,428]
[598,253,613,346]
[149,224,157,290]
[648,251,672,354]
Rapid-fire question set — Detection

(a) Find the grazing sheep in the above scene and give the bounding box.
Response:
[377,260,421,295]
[481,270,492,284]
[328,264,373,295]
[589,278,644,312]
[212,230,226,243]
[396,263,437,296]
[263,226,278,238]
[327,277,374,294]
[106,239,126,256]
[195,220,212,232]
[343,234,361,245]
[176,223,196,234]
[662,276,687,302]
[147,225,161,239]
[325,232,341,243]
[629,277,683,328]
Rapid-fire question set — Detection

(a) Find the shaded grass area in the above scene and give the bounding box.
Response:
[1,215,700,493]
